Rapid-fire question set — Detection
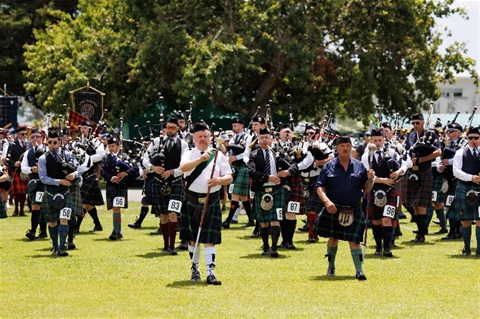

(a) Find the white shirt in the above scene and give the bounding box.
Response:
[142,136,189,177]
[181,147,232,193]
[453,146,480,182]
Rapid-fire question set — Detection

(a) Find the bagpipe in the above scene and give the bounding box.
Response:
[309,115,335,161]
[409,103,437,160]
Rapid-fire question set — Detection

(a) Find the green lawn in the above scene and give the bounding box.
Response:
[0,203,478,319]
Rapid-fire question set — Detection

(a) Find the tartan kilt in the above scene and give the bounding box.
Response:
[304,183,324,213]
[27,179,45,205]
[142,177,184,215]
[70,179,83,217]
[405,169,433,207]
[180,198,222,244]
[284,175,306,214]
[253,187,286,223]
[445,179,459,220]
[366,188,398,220]
[451,182,480,221]
[106,185,128,210]
[231,163,250,197]
[0,199,6,219]
[10,172,28,195]
[80,173,104,206]
[314,207,366,243]
[39,185,74,223]
[431,175,448,203]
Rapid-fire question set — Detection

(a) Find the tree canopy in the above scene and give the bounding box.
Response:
[21,0,478,124]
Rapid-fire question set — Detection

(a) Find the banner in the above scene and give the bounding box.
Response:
[0,97,18,128]
[74,91,103,123]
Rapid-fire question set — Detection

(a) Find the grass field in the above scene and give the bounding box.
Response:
[0,202,478,319]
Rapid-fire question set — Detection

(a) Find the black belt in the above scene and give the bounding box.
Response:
[185,190,219,205]
[333,203,360,210]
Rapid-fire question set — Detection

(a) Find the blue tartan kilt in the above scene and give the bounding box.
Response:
[143,177,184,215]
[366,188,398,220]
[232,163,250,197]
[431,175,448,203]
[180,198,222,244]
[0,199,6,219]
[80,173,104,206]
[253,187,285,223]
[70,179,83,217]
[304,183,324,213]
[445,179,459,219]
[452,182,480,221]
[27,179,45,205]
[314,207,366,243]
[106,185,128,210]
[39,185,74,223]
[406,169,433,207]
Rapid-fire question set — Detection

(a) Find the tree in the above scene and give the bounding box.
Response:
[23,0,478,125]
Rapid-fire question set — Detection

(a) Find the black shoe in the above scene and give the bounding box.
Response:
[67,242,76,250]
[434,228,448,235]
[206,274,222,285]
[128,222,142,229]
[285,243,296,250]
[432,220,441,225]
[161,248,170,254]
[374,248,382,255]
[326,268,336,276]
[150,228,162,235]
[19,211,26,216]
[441,234,456,240]
[55,248,69,257]
[250,231,260,238]
[231,220,238,224]
[270,250,279,258]
[74,228,80,234]
[261,249,270,256]
[177,241,188,250]
[453,232,462,239]
[398,211,407,219]
[383,249,393,257]
[12,210,19,217]
[245,221,255,227]
[169,248,178,256]
[297,225,309,232]
[190,267,201,282]
[355,271,367,280]
[221,221,230,229]
[411,235,425,243]
[93,225,103,231]
[413,230,429,235]
[462,248,471,256]
[25,231,35,241]
[476,250,480,257]
[307,236,318,243]
[109,232,122,240]
[37,232,48,239]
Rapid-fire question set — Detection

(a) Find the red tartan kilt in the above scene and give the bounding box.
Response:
[11,172,28,195]
[284,175,306,214]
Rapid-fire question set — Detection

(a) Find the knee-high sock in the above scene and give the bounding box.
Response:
[40,222,47,234]
[161,222,169,249]
[225,201,238,223]
[461,225,472,250]
[242,200,254,223]
[351,248,364,273]
[308,213,318,238]
[476,226,480,253]
[260,226,270,250]
[58,224,69,250]
[76,209,86,230]
[89,207,102,227]
[68,216,76,243]
[326,245,337,269]
[48,225,59,250]
[113,213,121,234]
[30,209,40,233]
[188,244,200,269]
[372,224,382,250]
[425,206,434,232]
[19,194,26,213]
[270,225,281,250]
[136,206,148,225]
[435,207,446,229]
[204,246,216,276]
[284,219,297,244]
[382,226,393,251]
[279,220,286,243]
[416,215,427,236]
[168,221,178,249]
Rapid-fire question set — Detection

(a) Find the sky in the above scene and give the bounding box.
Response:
[437,0,480,73]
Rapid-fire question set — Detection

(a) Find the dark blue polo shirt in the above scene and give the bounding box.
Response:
[316,157,367,207]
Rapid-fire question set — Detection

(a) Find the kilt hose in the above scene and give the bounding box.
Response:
[180,197,222,244]
[452,181,480,221]
[231,162,250,197]
[10,171,28,195]
[406,168,433,207]
[39,185,74,223]
[80,173,104,206]
[284,175,306,215]
[106,185,128,210]
[142,176,184,215]
[304,182,324,213]
[27,179,45,205]
[315,207,366,243]
[0,199,6,219]
[365,188,398,220]
[432,175,448,203]
[253,187,285,223]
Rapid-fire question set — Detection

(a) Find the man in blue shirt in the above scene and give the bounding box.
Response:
[315,136,375,280]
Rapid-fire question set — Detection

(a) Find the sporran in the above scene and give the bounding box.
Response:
[52,193,66,210]
[338,209,354,227]
[260,193,274,211]
[465,190,479,207]
[373,190,387,207]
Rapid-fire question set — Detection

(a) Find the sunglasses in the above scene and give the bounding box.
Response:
[18,132,27,135]
[412,122,421,125]
[165,126,178,131]
[47,140,58,145]
[467,136,480,140]
[306,132,315,135]
[31,135,42,139]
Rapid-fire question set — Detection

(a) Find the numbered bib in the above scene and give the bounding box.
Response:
[383,205,396,219]
[113,197,126,208]
[431,191,438,202]
[276,208,283,221]
[35,191,44,202]
[228,184,234,194]
[287,201,300,214]
[60,207,72,220]
[168,199,182,213]
[445,195,454,207]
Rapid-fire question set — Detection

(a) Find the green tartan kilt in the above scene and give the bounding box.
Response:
[39,185,74,223]
[106,185,128,210]
[0,199,6,219]
[70,179,83,217]
[253,187,285,223]
[142,177,184,215]
[314,207,366,243]
[452,182,480,221]
[232,163,250,197]
[445,179,459,220]
[27,179,45,205]
[180,198,222,244]
[431,175,448,203]
[80,173,104,206]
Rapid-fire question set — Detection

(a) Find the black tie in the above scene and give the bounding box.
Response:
[264,150,271,175]
[472,148,478,158]
[167,139,174,152]
[376,150,383,161]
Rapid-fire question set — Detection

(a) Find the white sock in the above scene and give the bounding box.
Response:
[204,246,216,276]
[188,244,200,268]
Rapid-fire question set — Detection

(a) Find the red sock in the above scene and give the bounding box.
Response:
[307,213,318,238]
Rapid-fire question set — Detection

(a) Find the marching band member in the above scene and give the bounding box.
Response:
[7,126,30,216]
